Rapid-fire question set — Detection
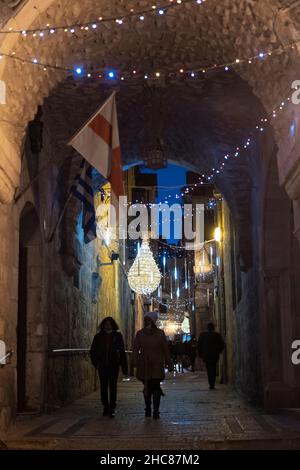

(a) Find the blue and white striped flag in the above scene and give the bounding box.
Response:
[72,159,97,244]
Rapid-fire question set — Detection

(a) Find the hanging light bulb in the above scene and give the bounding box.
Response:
[128,239,161,295]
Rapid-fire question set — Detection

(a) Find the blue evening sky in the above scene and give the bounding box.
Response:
[140,164,187,242]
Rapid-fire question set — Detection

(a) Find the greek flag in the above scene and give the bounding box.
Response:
[72,159,97,244]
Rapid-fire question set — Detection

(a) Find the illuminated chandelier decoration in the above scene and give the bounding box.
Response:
[194,246,213,281]
[128,239,161,295]
[157,310,190,337]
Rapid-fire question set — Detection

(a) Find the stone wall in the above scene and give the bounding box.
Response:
[220,195,262,404]
[0,88,135,432]
[219,128,300,408]
[25,97,134,411]
[0,202,19,431]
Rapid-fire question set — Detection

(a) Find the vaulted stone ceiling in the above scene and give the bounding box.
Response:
[1,0,300,206]
[0,0,298,130]
[0,1,25,26]
[41,69,262,194]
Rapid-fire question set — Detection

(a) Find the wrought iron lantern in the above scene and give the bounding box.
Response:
[144,138,168,170]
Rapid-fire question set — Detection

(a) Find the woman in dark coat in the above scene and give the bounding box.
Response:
[90,317,128,417]
[133,311,171,419]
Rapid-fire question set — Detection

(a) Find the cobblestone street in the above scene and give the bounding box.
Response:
[3,372,300,450]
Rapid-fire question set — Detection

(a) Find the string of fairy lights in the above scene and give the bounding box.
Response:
[0,0,202,36]
[0,0,296,189]
[0,37,298,81]
[105,61,291,238]
[0,37,296,196]
[127,246,198,313]
[121,89,292,206]
[0,1,296,325]
[127,198,219,210]
[1,0,296,276]
[123,246,209,314]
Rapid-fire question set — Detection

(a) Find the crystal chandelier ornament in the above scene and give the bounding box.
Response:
[193,246,214,282]
[128,239,161,295]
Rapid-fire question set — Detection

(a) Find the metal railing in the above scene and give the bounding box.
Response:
[49,348,134,374]
[49,348,133,355]
[50,348,90,355]
[48,348,134,378]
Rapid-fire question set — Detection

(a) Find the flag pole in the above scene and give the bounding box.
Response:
[46,191,74,243]
[48,91,117,242]
[68,91,116,146]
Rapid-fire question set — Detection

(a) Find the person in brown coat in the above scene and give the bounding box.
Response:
[133,310,171,419]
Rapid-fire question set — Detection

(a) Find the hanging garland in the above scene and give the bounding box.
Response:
[0,38,298,80]
[0,39,295,189]
[122,86,292,200]
[0,28,296,200]
[0,0,203,36]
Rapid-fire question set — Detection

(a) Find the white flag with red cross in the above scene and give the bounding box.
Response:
[69,91,124,209]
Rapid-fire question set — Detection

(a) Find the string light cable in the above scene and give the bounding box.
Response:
[0,38,298,80]
[0,37,296,210]
[0,0,204,36]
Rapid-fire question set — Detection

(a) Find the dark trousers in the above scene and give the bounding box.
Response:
[98,366,119,410]
[143,379,161,412]
[144,379,161,396]
[205,361,217,388]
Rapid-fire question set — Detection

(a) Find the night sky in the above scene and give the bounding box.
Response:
[140,164,187,243]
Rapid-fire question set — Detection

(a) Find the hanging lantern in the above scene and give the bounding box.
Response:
[128,239,161,295]
[194,246,213,282]
[144,138,168,169]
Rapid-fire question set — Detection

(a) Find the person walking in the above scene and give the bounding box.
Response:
[186,335,198,372]
[133,311,172,419]
[90,317,128,418]
[174,337,185,373]
[198,323,225,390]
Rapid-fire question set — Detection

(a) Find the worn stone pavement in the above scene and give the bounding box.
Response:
[2,372,300,450]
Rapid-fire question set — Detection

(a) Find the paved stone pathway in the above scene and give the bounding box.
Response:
[3,372,300,450]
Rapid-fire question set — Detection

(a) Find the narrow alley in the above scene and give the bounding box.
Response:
[3,372,300,450]
[2,0,300,461]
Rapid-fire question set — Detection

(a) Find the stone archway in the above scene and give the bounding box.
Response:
[21,68,293,408]
[1,0,300,420]
[0,0,300,205]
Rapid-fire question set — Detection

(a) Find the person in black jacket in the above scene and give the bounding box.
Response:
[186,335,198,372]
[90,317,128,417]
[198,323,225,390]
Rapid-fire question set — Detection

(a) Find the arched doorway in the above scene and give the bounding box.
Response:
[17,202,44,412]
[18,71,293,409]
